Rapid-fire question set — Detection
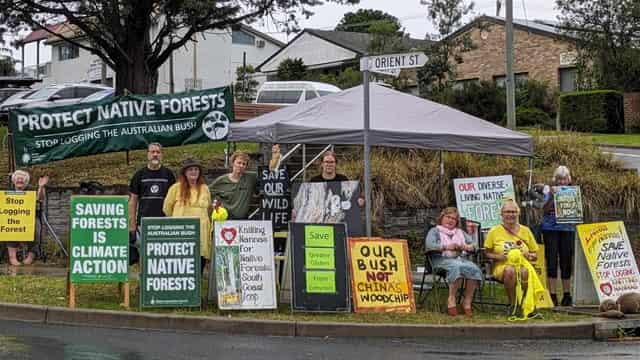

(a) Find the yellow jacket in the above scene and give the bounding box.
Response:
[163,182,212,259]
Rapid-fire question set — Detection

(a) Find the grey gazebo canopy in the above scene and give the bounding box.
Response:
[229,84,533,157]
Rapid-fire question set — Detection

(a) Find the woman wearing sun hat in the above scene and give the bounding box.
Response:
[163,158,212,270]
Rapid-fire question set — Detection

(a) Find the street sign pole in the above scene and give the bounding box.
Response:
[359,51,428,238]
[362,62,372,238]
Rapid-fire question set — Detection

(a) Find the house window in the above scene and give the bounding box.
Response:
[232,30,255,46]
[494,73,529,87]
[58,44,79,61]
[452,78,479,90]
[559,67,577,92]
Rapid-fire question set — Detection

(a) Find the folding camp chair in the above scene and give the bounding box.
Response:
[473,226,509,309]
[416,218,449,310]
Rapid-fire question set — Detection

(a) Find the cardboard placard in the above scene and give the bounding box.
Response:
[553,186,584,224]
[454,175,515,228]
[290,223,350,312]
[577,221,640,301]
[348,238,415,313]
[256,166,290,230]
[0,190,36,242]
[292,181,362,236]
[140,217,201,308]
[70,196,129,283]
[211,221,277,310]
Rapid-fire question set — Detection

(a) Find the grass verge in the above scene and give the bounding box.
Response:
[0,274,588,325]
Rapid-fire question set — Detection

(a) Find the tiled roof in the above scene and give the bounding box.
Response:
[17,23,64,44]
[305,29,431,54]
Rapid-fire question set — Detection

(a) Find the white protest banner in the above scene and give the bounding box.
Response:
[454,175,515,228]
[212,220,277,309]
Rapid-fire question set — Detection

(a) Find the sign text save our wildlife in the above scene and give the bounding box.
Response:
[9,86,233,166]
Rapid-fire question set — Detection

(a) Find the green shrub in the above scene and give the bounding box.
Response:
[446,81,506,124]
[505,106,553,128]
[558,90,625,133]
[516,79,555,116]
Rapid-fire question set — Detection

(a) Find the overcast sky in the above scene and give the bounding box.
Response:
[8,0,559,69]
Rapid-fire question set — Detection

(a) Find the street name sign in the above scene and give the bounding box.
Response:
[360,52,428,77]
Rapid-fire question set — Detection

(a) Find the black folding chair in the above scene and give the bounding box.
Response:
[416,219,448,307]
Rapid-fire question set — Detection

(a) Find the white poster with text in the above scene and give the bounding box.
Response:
[213,220,277,310]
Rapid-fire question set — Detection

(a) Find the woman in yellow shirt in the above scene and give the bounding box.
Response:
[163,159,212,271]
[484,199,538,310]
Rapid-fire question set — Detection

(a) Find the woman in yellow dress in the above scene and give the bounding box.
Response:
[163,159,212,271]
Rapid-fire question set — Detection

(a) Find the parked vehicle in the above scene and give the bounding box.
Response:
[79,88,115,103]
[0,87,32,104]
[0,83,111,119]
[254,81,341,105]
[0,89,37,125]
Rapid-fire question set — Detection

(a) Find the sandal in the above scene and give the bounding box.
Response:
[447,306,458,316]
[463,306,473,317]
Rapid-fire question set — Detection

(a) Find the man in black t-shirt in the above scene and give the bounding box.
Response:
[128,143,176,264]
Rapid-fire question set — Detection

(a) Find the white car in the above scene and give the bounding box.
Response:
[0,83,111,113]
[254,81,341,105]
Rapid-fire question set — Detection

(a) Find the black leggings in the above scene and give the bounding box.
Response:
[543,230,574,280]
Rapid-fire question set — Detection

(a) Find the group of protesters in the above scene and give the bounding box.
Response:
[4,144,575,317]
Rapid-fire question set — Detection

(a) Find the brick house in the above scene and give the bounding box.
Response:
[448,16,579,93]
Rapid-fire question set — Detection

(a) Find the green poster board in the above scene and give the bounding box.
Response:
[140,217,201,308]
[70,196,129,283]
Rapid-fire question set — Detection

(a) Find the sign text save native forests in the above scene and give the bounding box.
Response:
[9,87,233,166]
[70,196,129,283]
[577,221,640,301]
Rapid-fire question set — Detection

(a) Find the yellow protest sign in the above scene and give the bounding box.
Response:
[348,238,415,313]
[0,191,37,242]
[577,222,640,301]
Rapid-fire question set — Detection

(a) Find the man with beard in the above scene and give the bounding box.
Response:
[128,143,176,264]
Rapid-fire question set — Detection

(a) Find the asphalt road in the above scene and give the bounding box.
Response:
[0,319,639,360]
[600,146,640,173]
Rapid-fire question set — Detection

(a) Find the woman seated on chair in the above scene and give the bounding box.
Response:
[425,207,482,316]
[484,199,538,314]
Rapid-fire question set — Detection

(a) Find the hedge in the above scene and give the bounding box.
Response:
[558,90,625,133]
[504,106,553,128]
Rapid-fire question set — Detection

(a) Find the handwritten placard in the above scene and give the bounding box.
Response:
[577,222,640,301]
[212,220,277,310]
[454,175,515,228]
[348,238,415,313]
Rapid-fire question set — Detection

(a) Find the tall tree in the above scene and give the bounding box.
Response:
[335,9,402,34]
[276,58,307,81]
[0,1,358,95]
[556,0,640,91]
[234,64,259,102]
[417,0,475,97]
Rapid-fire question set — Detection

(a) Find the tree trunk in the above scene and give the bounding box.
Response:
[114,22,158,95]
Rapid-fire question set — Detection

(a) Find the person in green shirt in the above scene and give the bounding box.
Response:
[209,151,257,219]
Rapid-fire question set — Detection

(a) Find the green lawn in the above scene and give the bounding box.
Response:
[519,127,640,147]
[0,274,588,325]
[590,133,640,147]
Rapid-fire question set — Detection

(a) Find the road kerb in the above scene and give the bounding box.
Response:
[0,303,47,323]
[0,302,596,339]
